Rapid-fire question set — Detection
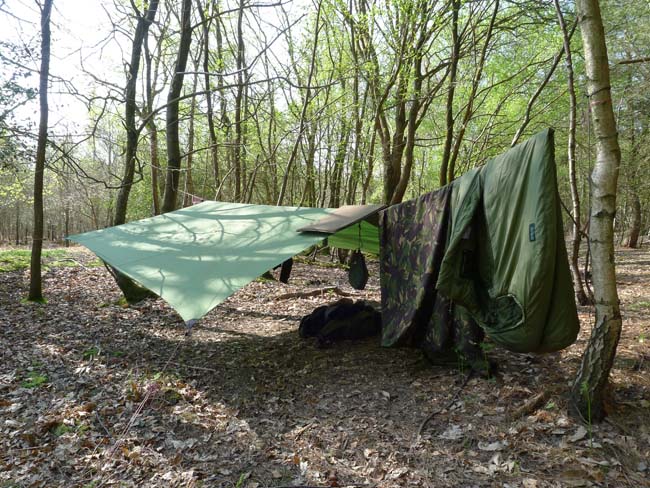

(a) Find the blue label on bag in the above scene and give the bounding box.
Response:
[529,223,536,242]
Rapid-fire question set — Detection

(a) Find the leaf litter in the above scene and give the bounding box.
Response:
[0,246,649,487]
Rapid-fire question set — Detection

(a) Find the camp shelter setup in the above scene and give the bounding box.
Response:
[68,202,383,322]
[380,128,580,355]
[70,129,579,357]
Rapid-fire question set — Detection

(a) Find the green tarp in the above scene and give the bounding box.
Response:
[328,221,380,255]
[68,202,373,321]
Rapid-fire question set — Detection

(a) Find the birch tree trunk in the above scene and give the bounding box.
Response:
[28,0,53,302]
[571,0,623,422]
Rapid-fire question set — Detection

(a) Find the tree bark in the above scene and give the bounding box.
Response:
[162,0,193,213]
[28,0,53,303]
[571,0,623,423]
[626,192,641,248]
[183,72,198,207]
[114,0,160,225]
[233,0,246,202]
[143,29,161,215]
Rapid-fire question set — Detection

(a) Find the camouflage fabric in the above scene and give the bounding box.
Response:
[420,295,492,376]
[379,187,452,347]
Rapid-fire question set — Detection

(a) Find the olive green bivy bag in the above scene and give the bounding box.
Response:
[436,128,579,353]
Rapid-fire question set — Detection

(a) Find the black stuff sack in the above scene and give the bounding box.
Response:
[348,250,369,290]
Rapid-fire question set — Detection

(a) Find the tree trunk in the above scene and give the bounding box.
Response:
[346,23,366,205]
[571,0,623,423]
[301,127,317,207]
[361,128,376,205]
[197,0,220,192]
[144,27,161,216]
[329,118,350,208]
[183,59,200,207]
[233,0,246,202]
[29,0,53,303]
[15,202,20,245]
[148,122,161,215]
[277,0,322,206]
[626,192,641,248]
[554,0,590,305]
[114,0,159,225]
[447,0,499,184]
[112,0,160,303]
[439,0,460,187]
[162,0,193,213]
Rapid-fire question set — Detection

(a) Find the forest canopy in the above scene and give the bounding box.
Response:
[0,0,646,244]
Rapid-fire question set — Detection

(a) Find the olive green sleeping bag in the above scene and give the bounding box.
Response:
[436,128,579,353]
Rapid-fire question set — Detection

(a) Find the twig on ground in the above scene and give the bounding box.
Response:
[508,390,551,420]
[417,370,473,438]
[14,444,50,451]
[604,416,633,436]
[94,411,113,439]
[273,286,351,300]
[294,421,317,440]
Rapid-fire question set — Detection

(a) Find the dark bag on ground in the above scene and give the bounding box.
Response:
[299,298,381,346]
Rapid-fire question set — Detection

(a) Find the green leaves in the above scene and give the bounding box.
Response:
[21,371,48,389]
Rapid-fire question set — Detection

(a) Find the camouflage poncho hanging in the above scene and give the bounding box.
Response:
[379,187,452,347]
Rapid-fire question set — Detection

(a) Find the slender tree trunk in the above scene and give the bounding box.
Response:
[346,20,366,205]
[361,128,376,205]
[162,0,193,213]
[277,0,322,206]
[233,0,246,202]
[148,122,161,215]
[554,0,590,305]
[197,0,220,192]
[439,0,460,187]
[64,206,69,247]
[15,202,20,245]
[329,126,350,208]
[301,128,317,207]
[29,0,53,302]
[183,57,200,207]
[626,192,641,248]
[571,0,623,423]
[143,27,161,216]
[447,0,499,183]
[114,0,160,225]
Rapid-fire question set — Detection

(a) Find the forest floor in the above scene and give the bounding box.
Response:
[0,245,649,488]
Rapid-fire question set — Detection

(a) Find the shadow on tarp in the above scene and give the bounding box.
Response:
[68,202,334,321]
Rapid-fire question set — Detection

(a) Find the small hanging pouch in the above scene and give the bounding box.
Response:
[348,250,369,290]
